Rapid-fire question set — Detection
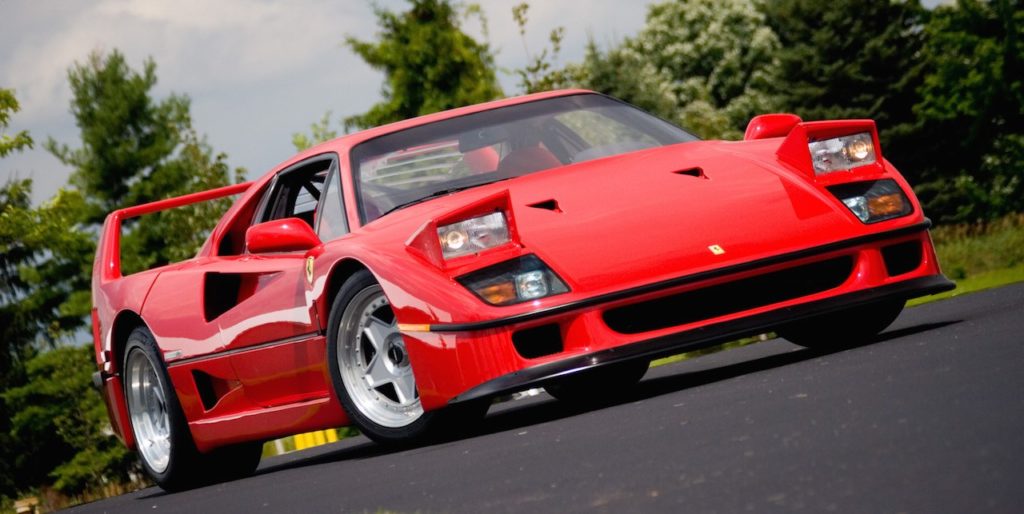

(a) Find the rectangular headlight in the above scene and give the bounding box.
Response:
[457,255,569,306]
[827,179,912,223]
[808,132,876,174]
[437,212,510,259]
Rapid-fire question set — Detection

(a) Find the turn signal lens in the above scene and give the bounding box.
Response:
[868,193,906,217]
[828,179,912,223]
[457,255,569,306]
[478,282,517,305]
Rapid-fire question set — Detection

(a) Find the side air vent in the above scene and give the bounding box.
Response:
[527,199,562,212]
[203,273,242,322]
[192,370,240,411]
[673,167,706,179]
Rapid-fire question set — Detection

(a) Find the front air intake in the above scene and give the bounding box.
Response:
[603,256,855,334]
[512,324,564,359]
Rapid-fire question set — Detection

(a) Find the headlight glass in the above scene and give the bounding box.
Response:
[437,212,510,259]
[457,255,569,306]
[808,132,876,174]
[827,179,912,223]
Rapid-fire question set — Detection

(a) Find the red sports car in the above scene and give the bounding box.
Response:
[91,90,953,489]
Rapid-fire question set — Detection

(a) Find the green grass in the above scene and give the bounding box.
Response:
[908,264,1024,306]
[652,213,1024,368]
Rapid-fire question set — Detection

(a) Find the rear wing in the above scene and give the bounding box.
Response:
[92,181,253,284]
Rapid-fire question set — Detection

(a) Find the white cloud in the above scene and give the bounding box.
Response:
[1,0,654,204]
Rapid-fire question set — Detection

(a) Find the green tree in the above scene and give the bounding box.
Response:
[46,50,243,273]
[292,111,340,152]
[1,90,97,503]
[763,0,929,186]
[628,0,780,139]
[0,87,36,502]
[510,2,571,93]
[2,51,244,502]
[911,0,1024,222]
[3,345,136,498]
[543,0,780,139]
[344,0,503,130]
[0,89,33,158]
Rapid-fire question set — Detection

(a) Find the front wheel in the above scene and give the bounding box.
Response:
[124,327,260,491]
[778,299,905,349]
[327,271,486,444]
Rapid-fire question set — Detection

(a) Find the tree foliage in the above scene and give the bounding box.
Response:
[343,0,503,130]
[910,0,1024,222]
[544,0,779,140]
[0,89,33,158]
[2,52,243,503]
[510,2,570,94]
[46,50,243,274]
[762,0,930,184]
[3,345,137,497]
[292,111,340,152]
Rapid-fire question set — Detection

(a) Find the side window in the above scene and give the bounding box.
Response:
[258,157,334,229]
[315,163,349,242]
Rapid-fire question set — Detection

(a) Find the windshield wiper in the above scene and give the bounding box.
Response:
[379,178,511,218]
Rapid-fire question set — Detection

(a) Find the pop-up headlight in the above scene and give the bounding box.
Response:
[437,212,510,259]
[457,255,569,306]
[808,132,876,174]
[828,179,912,223]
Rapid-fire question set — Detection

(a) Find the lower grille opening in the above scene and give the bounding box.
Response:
[881,241,922,276]
[512,324,564,359]
[603,256,855,334]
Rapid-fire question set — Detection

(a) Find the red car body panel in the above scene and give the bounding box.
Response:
[92,90,952,452]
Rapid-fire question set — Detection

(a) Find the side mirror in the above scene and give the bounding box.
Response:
[744,113,803,140]
[246,218,321,253]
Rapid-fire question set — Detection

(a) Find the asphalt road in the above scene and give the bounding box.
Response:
[68,283,1024,513]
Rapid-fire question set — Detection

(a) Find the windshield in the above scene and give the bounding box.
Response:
[351,94,698,223]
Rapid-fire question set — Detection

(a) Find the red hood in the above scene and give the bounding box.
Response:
[366,140,882,295]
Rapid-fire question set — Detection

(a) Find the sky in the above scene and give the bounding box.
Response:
[0,0,657,204]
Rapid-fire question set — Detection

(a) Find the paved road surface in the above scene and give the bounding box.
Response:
[68,283,1024,513]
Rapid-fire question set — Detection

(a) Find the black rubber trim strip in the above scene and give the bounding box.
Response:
[165,331,321,367]
[432,220,933,332]
[448,274,954,404]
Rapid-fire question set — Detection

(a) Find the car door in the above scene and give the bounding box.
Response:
[215,154,346,408]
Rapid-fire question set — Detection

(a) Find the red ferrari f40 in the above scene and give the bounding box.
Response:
[91,90,954,489]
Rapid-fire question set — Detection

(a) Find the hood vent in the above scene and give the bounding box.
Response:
[673,167,706,179]
[527,199,562,212]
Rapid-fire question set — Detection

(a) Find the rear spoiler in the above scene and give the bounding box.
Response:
[92,181,253,283]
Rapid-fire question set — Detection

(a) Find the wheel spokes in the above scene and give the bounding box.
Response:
[362,316,392,353]
[337,285,425,428]
[392,371,418,406]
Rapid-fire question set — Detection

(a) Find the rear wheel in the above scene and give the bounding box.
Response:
[124,327,260,491]
[778,299,905,349]
[327,271,487,444]
[545,359,650,404]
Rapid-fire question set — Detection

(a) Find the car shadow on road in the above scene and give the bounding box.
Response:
[464,319,962,438]
[173,318,962,488]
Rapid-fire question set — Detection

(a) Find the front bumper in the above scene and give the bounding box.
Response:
[401,221,953,409]
[449,274,952,403]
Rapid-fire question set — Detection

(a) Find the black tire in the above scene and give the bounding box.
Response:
[545,359,650,404]
[778,299,905,349]
[327,270,487,444]
[123,327,260,491]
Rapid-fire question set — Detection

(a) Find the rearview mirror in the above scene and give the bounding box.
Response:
[744,113,803,140]
[246,218,321,253]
